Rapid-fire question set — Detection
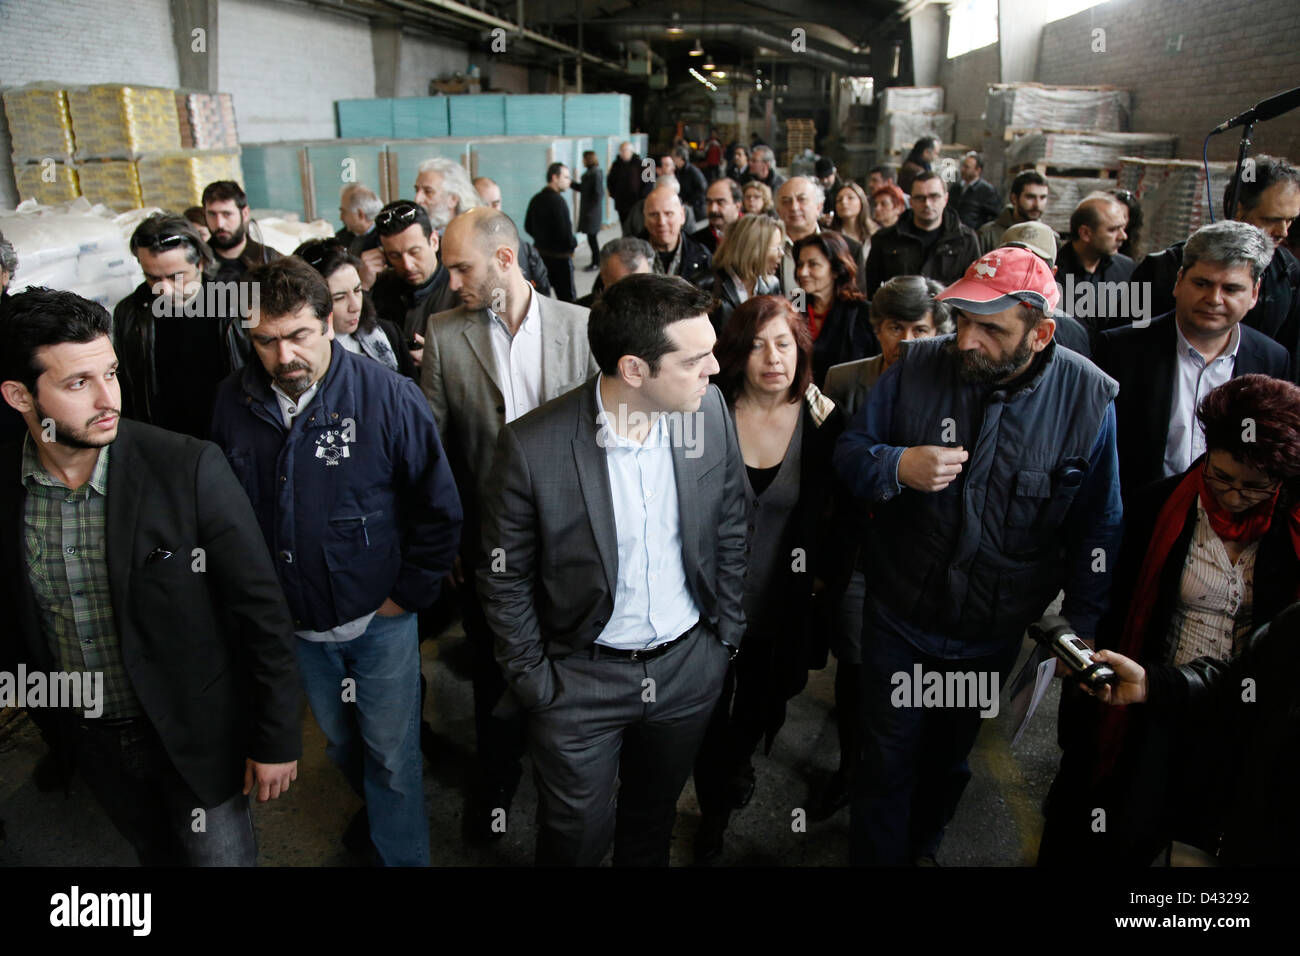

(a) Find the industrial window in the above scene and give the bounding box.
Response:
[945,0,998,59]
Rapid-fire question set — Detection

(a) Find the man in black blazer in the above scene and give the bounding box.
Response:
[0,288,299,866]
[1096,221,1290,499]
[478,274,747,866]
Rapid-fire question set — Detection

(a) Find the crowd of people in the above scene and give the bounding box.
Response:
[1,132,1300,869]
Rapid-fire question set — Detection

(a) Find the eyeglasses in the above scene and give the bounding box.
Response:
[375,203,420,230]
[1202,463,1280,501]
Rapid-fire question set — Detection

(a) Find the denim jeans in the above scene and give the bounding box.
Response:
[74,717,257,866]
[296,611,428,866]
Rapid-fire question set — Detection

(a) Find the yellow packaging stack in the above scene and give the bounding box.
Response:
[67,84,181,159]
[138,148,243,211]
[14,161,80,205]
[76,159,143,212]
[3,85,76,161]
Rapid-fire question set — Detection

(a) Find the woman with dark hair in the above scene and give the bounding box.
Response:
[1040,373,1300,865]
[831,182,875,293]
[184,205,211,243]
[293,238,416,381]
[870,184,907,230]
[692,294,844,864]
[793,231,879,386]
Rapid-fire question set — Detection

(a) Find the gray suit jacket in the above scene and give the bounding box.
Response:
[478,377,748,712]
[421,292,599,557]
[822,354,885,422]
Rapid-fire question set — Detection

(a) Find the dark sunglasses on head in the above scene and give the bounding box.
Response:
[298,239,343,269]
[375,203,419,229]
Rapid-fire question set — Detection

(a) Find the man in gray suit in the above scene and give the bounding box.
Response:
[422,207,598,841]
[478,274,748,866]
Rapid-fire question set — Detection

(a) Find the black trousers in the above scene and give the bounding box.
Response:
[540,255,575,303]
[527,623,728,866]
[461,572,527,800]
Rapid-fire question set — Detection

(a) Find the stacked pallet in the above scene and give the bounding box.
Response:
[5,85,80,204]
[138,148,243,211]
[176,91,239,150]
[986,85,1131,140]
[68,85,180,159]
[784,118,816,167]
[1041,176,1120,235]
[1117,157,1235,254]
[1007,131,1177,176]
[877,86,952,160]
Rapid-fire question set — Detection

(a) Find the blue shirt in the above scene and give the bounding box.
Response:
[833,359,1123,649]
[594,382,700,648]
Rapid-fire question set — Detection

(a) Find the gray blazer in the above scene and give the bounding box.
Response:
[420,293,599,556]
[822,354,885,422]
[478,377,748,712]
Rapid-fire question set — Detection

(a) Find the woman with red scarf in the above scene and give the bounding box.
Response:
[1039,374,1300,865]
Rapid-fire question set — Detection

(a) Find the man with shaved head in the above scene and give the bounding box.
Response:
[473,176,553,298]
[1055,193,1135,333]
[642,185,712,286]
[421,207,599,842]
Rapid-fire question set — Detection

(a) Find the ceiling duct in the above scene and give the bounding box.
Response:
[604,22,865,74]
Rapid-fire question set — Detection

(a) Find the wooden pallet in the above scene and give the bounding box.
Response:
[1009,161,1119,180]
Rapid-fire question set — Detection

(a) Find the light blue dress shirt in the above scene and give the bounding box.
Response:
[594,382,700,649]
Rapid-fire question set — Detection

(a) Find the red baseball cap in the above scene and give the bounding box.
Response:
[936,247,1060,314]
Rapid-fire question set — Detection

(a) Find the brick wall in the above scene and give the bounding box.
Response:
[217,0,376,143]
[1037,0,1300,162]
[395,30,469,98]
[0,0,179,208]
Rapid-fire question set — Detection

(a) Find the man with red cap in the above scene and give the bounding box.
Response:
[833,246,1124,865]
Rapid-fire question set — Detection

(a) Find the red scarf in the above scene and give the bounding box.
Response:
[807,306,827,341]
[1092,462,1300,782]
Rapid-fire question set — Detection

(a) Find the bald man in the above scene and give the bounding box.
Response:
[421,208,599,841]
[642,186,712,286]
[1056,194,1135,333]
[473,176,554,298]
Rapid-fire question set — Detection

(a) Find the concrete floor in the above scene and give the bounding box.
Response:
[0,611,1065,867]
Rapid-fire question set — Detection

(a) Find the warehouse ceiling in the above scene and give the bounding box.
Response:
[318,0,914,83]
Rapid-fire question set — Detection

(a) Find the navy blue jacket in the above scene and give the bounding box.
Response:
[210,342,462,631]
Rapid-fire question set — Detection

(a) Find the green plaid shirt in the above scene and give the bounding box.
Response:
[21,435,141,719]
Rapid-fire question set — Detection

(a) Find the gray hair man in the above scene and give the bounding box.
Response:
[415,157,483,233]
[338,183,384,285]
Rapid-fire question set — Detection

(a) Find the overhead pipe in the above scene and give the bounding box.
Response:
[603,22,866,74]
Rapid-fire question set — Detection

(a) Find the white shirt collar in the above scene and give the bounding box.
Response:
[488,285,540,339]
[1174,319,1241,364]
[594,379,671,449]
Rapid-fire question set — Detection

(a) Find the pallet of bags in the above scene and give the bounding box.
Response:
[68,84,181,159]
[1040,176,1122,235]
[1117,157,1235,254]
[986,84,1131,139]
[138,148,243,211]
[879,86,944,115]
[14,160,80,205]
[1008,131,1177,173]
[3,83,76,161]
[75,159,143,212]
[878,112,954,156]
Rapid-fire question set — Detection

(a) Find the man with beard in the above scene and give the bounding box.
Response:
[978,171,1051,254]
[201,181,283,282]
[833,246,1122,865]
[210,258,462,866]
[0,287,300,865]
[473,177,552,297]
[112,213,251,438]
[692,178,742,254]
[414,157,482,236]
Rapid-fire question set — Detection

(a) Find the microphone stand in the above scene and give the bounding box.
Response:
[1225,118,1256,221]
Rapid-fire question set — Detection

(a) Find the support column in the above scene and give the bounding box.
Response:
[171,0,219,91]
[372,22,402,98]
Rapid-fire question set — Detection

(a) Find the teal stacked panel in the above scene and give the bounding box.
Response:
[448,95,507,136]
[392,97,449,138]
[337,99,394,139]
[240,143,305,215]
[383,139,474,200]
[306,143,384,229]
[505,95,565,136]
[471,138,557,236]
[562,94,631,136]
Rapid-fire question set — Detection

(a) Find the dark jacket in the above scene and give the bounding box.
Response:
[607,155,651,216]
[1055,243,1136,333]
[1094,312,1291,500]
[578,166,605,235]
[838,337,1121,650]
[212,239,283,283]
[810,298,880,387]
[112,279,252,430]
[525,187,577,258]
[692,224,720,254]
[1129,240,1300,375]
[951,177,1002,232]
[728,389,845,746]
[739,167,787,193]
[478,377,747,712]
[336,225,380,259]
[209,343,463,631]
[677,162,709,222]
[370,267,456,342]
[702,270,781,335]
[518,240,553,297]
[0,421,301,806]
[863,208,981,296]
[650,229,713,286]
